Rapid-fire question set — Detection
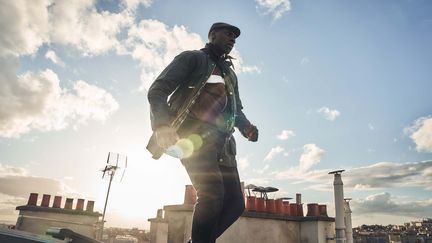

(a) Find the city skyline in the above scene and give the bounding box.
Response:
[1,0,431,229]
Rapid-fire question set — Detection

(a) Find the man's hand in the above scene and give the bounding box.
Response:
[241,124,258,142]
[155,126,179,149]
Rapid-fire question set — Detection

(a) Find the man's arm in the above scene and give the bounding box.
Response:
[148,51,197,130]
[147,51,197,148]
[233,81,258,142]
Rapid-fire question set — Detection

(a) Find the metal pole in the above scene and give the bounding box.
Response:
[100,170,114,239]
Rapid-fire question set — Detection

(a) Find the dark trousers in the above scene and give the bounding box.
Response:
[181,136,245,243]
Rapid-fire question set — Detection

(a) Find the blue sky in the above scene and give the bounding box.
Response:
[1,0,431,229]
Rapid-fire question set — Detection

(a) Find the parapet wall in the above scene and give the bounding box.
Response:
[15,193,101,239]
[149,185,337,243]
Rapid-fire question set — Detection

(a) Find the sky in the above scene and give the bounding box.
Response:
[1,0,432,230]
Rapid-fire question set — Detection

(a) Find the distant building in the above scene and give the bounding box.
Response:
[15,193,102,239]
[353,219,432,243]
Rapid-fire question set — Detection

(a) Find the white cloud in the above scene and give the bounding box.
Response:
[351,192,432,218]
[0,63,119,137]
[121,0,154,10]
[244,177,271,187]
[0,0,133,57]
[0,164,73,198]
[0,164,27,177]
[0,0,139,56]
[278,160,432,192]
[228,49,262,74]
[277,129,295,140]
[405,116,432,153]
[273,144,325,179]
[317,106,340,121]
[255,0,291,20]
[0,1,127,137]
[48,0,133,56]
[0,163,78,222]
[264,146,285,161]
[120,20,204,90]
[238,157,250,170]
[299,144,325,171]
[45,50,64,67]
[253,164,270,174]
[0,0,50,57]
[300,57,310,66]
[368,123,375,130]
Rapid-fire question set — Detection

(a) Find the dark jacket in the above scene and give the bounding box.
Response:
[147,49,251,132]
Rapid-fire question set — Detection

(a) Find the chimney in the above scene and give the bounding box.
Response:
[86,200,95,212]
[296,193,301,204]
[27,193,38,206]
[157,209,163,218]
[64,198,73,209]
[329,170,346,243]
[245,196,256,211]
[76,199,85,210]
[52,196,62,208]
[266,199,276,214]
[41,194,51,207]
[275,198,283,214]
[318,204,328,217]
[306,203,319,217]
[344,198,354,243]
[184,185,197,205]
[282,201,290,216]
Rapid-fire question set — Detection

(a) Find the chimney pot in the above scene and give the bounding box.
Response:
[52,196,62,208]
[275,199,283,214]
[64,198,73,209]
[245,196,256,211]
[255,198,265,212]
[76,199,85,210]
[296,193,301,204]
[28,193,38,206]
[86,200,95,212]
[265,199,276,213]
[184,185,197,205]
[319,204,328,217]
[157,209,163,218]
[289,203,298,216]
[306,203,319,217]
[41,194,51,207]
[282,201,290,216]
[298,203,304,217]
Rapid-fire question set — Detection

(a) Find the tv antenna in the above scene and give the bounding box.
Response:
[100,152,127,237]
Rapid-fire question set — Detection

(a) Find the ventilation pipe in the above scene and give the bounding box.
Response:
[329,170,346,243]
[344,198,353,243]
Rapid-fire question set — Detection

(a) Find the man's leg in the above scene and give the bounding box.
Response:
[213,166,245,239]
[182,152,225,243]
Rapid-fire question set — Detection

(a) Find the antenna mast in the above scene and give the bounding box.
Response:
[99,152,127,239]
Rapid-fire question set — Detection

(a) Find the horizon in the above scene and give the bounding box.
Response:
[1,0,431,230]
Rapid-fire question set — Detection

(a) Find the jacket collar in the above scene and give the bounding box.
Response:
[201,43,235,69]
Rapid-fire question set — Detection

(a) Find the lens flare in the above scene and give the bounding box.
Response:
[188,134,203,151]
[176,138,194,158]
[165,134,204,159]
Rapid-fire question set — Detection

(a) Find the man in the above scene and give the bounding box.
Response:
[147,22,258,243]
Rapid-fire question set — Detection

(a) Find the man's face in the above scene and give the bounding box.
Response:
[210,28,237,54]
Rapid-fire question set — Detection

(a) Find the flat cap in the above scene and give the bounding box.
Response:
[208,22,241,38]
